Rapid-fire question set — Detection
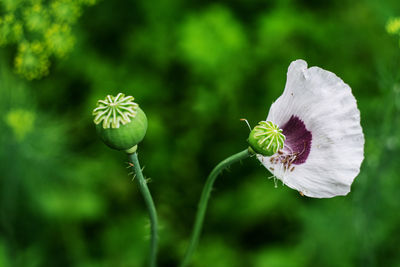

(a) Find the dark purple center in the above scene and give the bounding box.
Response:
[281,115,312,165]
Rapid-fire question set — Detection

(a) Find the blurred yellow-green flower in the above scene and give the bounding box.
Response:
[386,17,400,35]
[0,14,23,46]
[5,109,36,141]
[0,0,97,79]
[14,41,50,80]
[51,0,82,24]
[24,4,50,32]
[45,24,75,57]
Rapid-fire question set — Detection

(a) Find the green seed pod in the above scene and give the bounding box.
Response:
[248,121,285,156]
[93,93,147,152]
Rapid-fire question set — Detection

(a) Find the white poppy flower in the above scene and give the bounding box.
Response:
[253,59,364,198]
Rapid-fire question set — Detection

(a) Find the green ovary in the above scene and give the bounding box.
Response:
[248,121,285,156]
[96,108,147,150]
[93,93,148,151]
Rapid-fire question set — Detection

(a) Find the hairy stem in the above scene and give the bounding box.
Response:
[129,152,158,267]
[180,148,252,267]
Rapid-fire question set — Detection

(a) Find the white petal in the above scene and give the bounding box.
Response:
[259,59,364,198]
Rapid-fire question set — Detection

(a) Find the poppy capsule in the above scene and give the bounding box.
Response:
[93,93,147,153]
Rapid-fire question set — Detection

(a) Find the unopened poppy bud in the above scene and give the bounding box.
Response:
[93,93,147,152]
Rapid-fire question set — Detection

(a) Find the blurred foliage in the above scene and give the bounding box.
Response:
[1,0,400,266]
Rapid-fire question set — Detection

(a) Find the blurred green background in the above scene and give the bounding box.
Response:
[1,0,400,266]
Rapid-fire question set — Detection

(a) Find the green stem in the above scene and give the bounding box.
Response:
[180,148,252,267]
[129,152,158,267]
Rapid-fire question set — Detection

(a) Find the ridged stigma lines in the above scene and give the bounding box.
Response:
[93,93,138,129]
[253,121,285,154]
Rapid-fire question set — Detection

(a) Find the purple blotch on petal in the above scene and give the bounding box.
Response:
[281,115,312,165]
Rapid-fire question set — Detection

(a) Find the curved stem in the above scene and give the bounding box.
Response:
[129,152,158,267]
[180,148,252,267]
